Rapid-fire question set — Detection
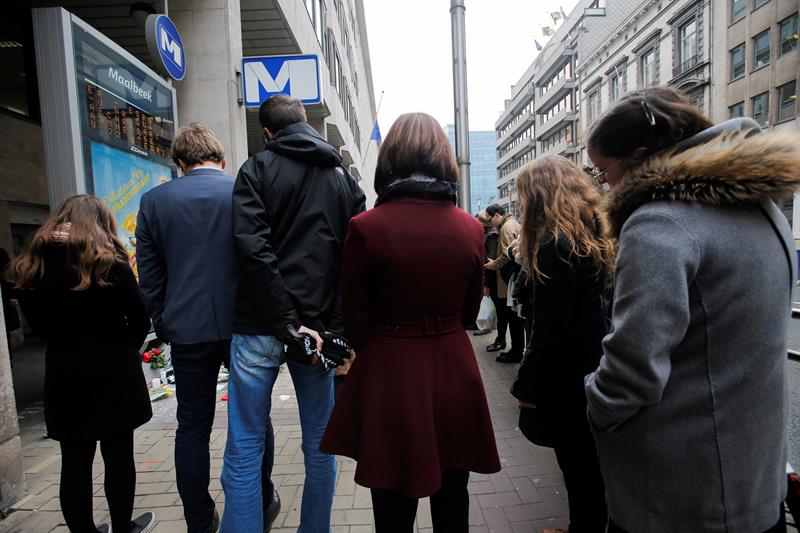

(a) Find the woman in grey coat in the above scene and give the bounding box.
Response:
[584,86,800,532]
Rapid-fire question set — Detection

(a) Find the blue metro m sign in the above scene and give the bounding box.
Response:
[242,54,321,107]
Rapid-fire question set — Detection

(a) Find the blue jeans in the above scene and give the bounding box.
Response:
[221,334,337,533]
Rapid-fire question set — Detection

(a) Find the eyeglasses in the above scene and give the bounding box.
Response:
[588,157,626,184]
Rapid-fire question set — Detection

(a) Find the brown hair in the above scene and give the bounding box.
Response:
[171,122,225,167]
[8,195,128,290]
[586,86,713,162]
[259,94,307,133]
[374,113,459,194]
[516,155,615,281]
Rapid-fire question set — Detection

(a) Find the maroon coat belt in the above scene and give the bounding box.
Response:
[372,315,463,337]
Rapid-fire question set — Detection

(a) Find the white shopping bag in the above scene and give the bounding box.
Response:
[476,295,497,331]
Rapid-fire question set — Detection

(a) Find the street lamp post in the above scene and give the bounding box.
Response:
[450,0,471,213]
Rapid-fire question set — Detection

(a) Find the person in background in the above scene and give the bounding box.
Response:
[511,155,612,533]
[321,112,500,532]
[222,94,365,533]
[584,86,800,532]
[136,123,277,533]
[9,195,155,533]
[474,211,498,337]
[484,203,524,363]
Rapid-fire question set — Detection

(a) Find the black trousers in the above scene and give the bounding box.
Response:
[553,425,607,533]
[59,432,135,533]
[371,470,469,533]
[491,294,524,354]
[171,340,274,533]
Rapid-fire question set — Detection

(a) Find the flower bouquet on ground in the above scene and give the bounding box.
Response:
[142,348,168,369]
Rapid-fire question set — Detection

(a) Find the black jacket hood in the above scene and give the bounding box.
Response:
[266,122,343,168]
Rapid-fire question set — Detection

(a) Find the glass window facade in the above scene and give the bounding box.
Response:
[729,101,745,118]
[446,126,498,214]
[731,0,746,23]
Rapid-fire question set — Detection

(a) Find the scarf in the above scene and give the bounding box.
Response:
[375,174,459,207]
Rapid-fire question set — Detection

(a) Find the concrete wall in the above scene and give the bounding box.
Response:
[171,0,249,173]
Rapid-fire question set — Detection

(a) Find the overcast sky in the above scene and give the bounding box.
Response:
[363,0,580,136]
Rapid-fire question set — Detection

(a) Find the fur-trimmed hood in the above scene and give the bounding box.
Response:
[604,119,800,237]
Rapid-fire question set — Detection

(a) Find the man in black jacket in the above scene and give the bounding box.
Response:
[220,94,365,533]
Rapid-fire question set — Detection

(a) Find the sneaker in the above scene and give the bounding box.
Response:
[129,511,156,533]
[496,350,522,364]
[97,525,111,533]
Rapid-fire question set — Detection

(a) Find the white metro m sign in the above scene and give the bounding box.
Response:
[242,55,321,107]
[160,27,182,67]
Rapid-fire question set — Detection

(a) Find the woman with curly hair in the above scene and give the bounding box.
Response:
[511,154,614,533]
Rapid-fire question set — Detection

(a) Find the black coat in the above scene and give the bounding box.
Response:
[16,247,152,441]
[511,237,606,444]
[483,228,498,292]
[232,122,366,337]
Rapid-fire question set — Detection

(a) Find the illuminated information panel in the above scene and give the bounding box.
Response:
[71,21,176,263]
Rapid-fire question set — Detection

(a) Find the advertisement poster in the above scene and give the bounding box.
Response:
[90,141,171,273]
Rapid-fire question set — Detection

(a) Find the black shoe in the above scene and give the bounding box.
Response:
[472,329,492,336]
[264,489,281,532]
[129,511,156,533]
[496,351,522,363]
[209,508,220,533]
[486,340,506,352]
[96,525,110,533]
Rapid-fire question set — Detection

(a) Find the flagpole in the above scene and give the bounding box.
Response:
[359,90,384,182]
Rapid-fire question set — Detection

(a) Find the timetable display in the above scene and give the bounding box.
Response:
[85,81,171,159]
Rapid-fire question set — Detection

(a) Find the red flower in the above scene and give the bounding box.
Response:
[143,352,153,363]
[153,349,162,355]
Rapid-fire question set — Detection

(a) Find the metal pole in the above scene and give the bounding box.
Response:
[450,0,471,212]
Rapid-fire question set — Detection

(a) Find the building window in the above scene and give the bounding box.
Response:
[304,0,325,48]
[752,92,769,127]
[610,74,622,102]
[731,0,746,23]
[686,86,705,112]
[780,14,798,56]
[730,43,746,80]
[753,30,770,69]
[587,90,601,123]
[639,49,656,86]
[753,0,769,9]
[678,20,698,70]
[729,101,745,118]
[778,81,797,122]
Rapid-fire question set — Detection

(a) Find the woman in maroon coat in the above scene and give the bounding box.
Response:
[321,113,500,532]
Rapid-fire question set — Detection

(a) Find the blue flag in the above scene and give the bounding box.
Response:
[370,122,382,146]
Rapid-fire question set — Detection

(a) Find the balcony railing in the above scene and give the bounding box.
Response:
[673,54,701,77]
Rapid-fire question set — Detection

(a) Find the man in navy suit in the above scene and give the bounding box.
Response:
[136,123,278,533]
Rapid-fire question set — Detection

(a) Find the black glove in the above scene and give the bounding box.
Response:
[319,332,352,368]
[283,325,317,366]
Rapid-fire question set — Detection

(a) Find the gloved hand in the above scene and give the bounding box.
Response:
[319,332,352,368]
[283,325,317,366]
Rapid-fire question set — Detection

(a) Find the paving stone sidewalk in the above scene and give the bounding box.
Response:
[0,333,569,533]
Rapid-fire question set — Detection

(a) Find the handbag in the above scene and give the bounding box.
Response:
[476,295,497,330]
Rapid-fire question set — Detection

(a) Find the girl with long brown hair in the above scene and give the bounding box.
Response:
[510,155,612,533]
[9,195,156,533]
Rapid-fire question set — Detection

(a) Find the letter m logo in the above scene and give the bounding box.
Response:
[243,56,320,106]
[160,27,182,67]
